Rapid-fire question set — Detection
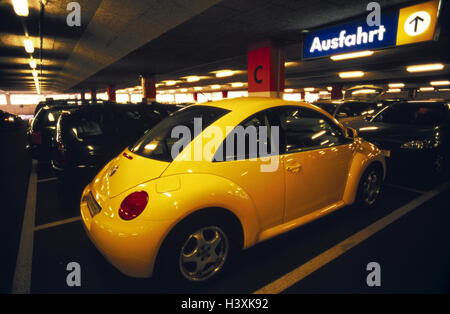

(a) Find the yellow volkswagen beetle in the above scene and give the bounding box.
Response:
[80,97,386,282]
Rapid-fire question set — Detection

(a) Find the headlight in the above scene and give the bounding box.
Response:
[400,139,439,149]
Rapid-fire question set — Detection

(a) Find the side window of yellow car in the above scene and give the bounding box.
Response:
[274,106,349,153]
[213,110,275,162]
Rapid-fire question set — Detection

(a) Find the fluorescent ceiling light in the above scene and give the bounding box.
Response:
[319,91,329,95]
[407,63,444,73]
[165,80,177,86]
[419,87,434,91]
[12,0,29,17]
[387,89,401,93]
[327,86,332,91]
[330,50,374,61]
[168,89,175,93]
[304,87,315,92]
[185,76,200,83]
[430,80,450,86]
[180,88,188,92]
[29,59,36,69]
[388,83,404,88]
[230,82,245,88]
[24,38,34,53]
[215,70,234,78]
[284,89,294,93]
[338,71,364,78]
[284,61,299,67]
[211,85,221,89]
[32,70,38,77]
[194,87,203,91]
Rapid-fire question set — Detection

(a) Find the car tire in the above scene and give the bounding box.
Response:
[155,213,239,285]
[356,164,384,209]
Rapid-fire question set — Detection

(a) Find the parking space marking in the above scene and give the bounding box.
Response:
[12,160,37,294]
[385,183,427,195]
[34,216,81,231]
[253,180,450,294]
[36,177,58,183]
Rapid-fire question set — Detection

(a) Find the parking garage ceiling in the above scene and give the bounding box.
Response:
[0,0,449,93]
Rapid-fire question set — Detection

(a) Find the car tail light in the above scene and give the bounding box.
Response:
[118,191,149,220]
[31,131,42,145]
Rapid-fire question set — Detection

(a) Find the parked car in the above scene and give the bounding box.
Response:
[27,105,79,160]
[80,97,386,283]
[313,99,384,126]
[347,100,450,178]
[52,103,180,180]
[0,110,25,130]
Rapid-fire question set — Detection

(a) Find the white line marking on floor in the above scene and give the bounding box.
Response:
[385,183,427,195]
[12,160,38,294]
[253,181,450,294]
[37,177,58,183]
[34,216,81,231]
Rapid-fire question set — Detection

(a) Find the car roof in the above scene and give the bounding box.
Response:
[194,97,324,116]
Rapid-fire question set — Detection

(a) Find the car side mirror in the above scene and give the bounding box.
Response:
[346,127,358,139]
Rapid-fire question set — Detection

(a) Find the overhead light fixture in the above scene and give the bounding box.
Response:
[387,88,401,93]
[330,50,374,61]
[29,58,36,69]
[168,89,175,93]
[165,80,177,86]
[284,61,299,67]
[407,63,444,73]
[419,87,434,91]
[430,80,450,86]
[12,0,29,17]
[32,70,38,77]
[388,83,405,88]
[304,87,315,92]
[327,86,332,91]
[194,86,203,91]
[180,88,188,92]
[211,85,221,89]
[24,38,34,53]
[338,71,365,78]
[185,76,201,83]
[215,70,234,78]
[284,89,294,93]
[230,82,245,88]
[319,91,329,95]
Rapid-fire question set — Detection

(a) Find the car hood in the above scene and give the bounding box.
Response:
[92,149,170,199]
[348,121,439,149]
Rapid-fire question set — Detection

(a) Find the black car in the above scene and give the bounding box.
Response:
[27,105,80,160]
[347,100,450,178]
[51,103,181,180]
[0,110,25,130]
[313,99,384,127]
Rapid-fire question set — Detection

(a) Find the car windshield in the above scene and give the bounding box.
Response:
[372,102,447,125]
[130,106,229,162]
[313,102,338,115]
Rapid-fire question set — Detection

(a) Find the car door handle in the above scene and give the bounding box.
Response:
[286,163,302,173]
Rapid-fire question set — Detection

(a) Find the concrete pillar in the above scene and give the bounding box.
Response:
[90,88,97,101]
[141,74,156,103]
[331,84,343,100]
[107,85,116,102]
[247,40,285,98]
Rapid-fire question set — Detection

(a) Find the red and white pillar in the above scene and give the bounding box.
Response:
[107,85,116,102]
[247,40,285,98]
[331,84,343,100]
[141,74,156,103]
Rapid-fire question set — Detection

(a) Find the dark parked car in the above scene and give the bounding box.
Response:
[51,103,182,180]
[0,110,25,130]
[27,105,80,160]
[313,99,384,126]
[347,100,450,178]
